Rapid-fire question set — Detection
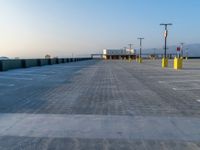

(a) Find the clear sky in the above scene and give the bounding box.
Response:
[0,0,200,58]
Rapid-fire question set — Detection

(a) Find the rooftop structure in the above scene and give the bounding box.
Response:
[0,56,9,60]
[103,49,136,60]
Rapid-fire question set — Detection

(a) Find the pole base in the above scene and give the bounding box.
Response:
[162,58,168,68]
[137,58,142,63]
[174,57,183,70]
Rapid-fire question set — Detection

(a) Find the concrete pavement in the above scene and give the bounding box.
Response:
[0,59,200,149]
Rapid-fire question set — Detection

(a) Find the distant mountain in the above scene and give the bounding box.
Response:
[144,43,200,57]
[185,44,200,57]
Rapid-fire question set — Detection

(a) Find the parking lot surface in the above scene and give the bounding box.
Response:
[0,59,200,150]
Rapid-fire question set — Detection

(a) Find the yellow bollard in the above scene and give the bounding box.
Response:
[138,58,142,63]
[162,58,168,68]
[174,57,183,70]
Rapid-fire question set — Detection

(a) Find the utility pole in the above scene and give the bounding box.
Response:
[128,44,133,54]
[160,23,172,58]
[137,38,144,59]
[123,47,127,60]
[128,44,133,61]
[153,48,156,59]
[160,23,172,68]
[180,42,184,58]
[186,48,189,60]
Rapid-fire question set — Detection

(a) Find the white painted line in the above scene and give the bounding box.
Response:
[8,73,47,77]
[196,100,200,102]
[15,71,35,73]
[0,83,15,87]
[0,76,33,81]
[159,80,200,84]
[40,72,56,74]
[54,66,83,68]
[149,75,200,79]
[173,87,200,91]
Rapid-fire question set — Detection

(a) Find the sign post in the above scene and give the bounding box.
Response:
[177,47,181,58]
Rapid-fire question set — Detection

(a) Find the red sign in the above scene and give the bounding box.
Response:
[177,47,181,51]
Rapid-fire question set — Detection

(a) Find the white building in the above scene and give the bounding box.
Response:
[103,49,136,59]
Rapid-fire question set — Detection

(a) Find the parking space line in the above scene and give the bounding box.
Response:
[159,80,200,84]
[4,73,47,77]
[173,87,200,91]
[0,83,15,87]
[0,76,33,81]
[53,66,83,68]
[39,72,56,74]
[149,75,200,79]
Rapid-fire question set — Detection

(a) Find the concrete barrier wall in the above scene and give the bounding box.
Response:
[64,58,69,63]
[58,59,63,64]
[0,57,92,71]
[55,58,59,64]
[38,59,49,66]
[0,60,22,71]
[69,58,73,62]
[48,59,57,65]
[22,59,38,68]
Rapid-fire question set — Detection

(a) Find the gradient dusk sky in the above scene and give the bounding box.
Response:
[0,0,200,58]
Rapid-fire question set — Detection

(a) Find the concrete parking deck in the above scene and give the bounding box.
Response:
[0,60,200,149]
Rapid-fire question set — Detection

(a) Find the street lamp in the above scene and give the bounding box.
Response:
[128,44,134,54]
[180,42,184,58]
[186,48,189,60]
[128,44,134,61]
[137,38,144,62]
[123,47,127,60]
[160,23,172,68]
[160,23,172,58]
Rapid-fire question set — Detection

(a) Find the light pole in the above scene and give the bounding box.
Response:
[160,23,172,58]
[128,44,134,61]
[160,23,172,68]
[137,38,144,62]
[128,44,134,54]
[154,48,156,59]
[180,42,184,58]
[186,48,189,60]
[124,47,127,60]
